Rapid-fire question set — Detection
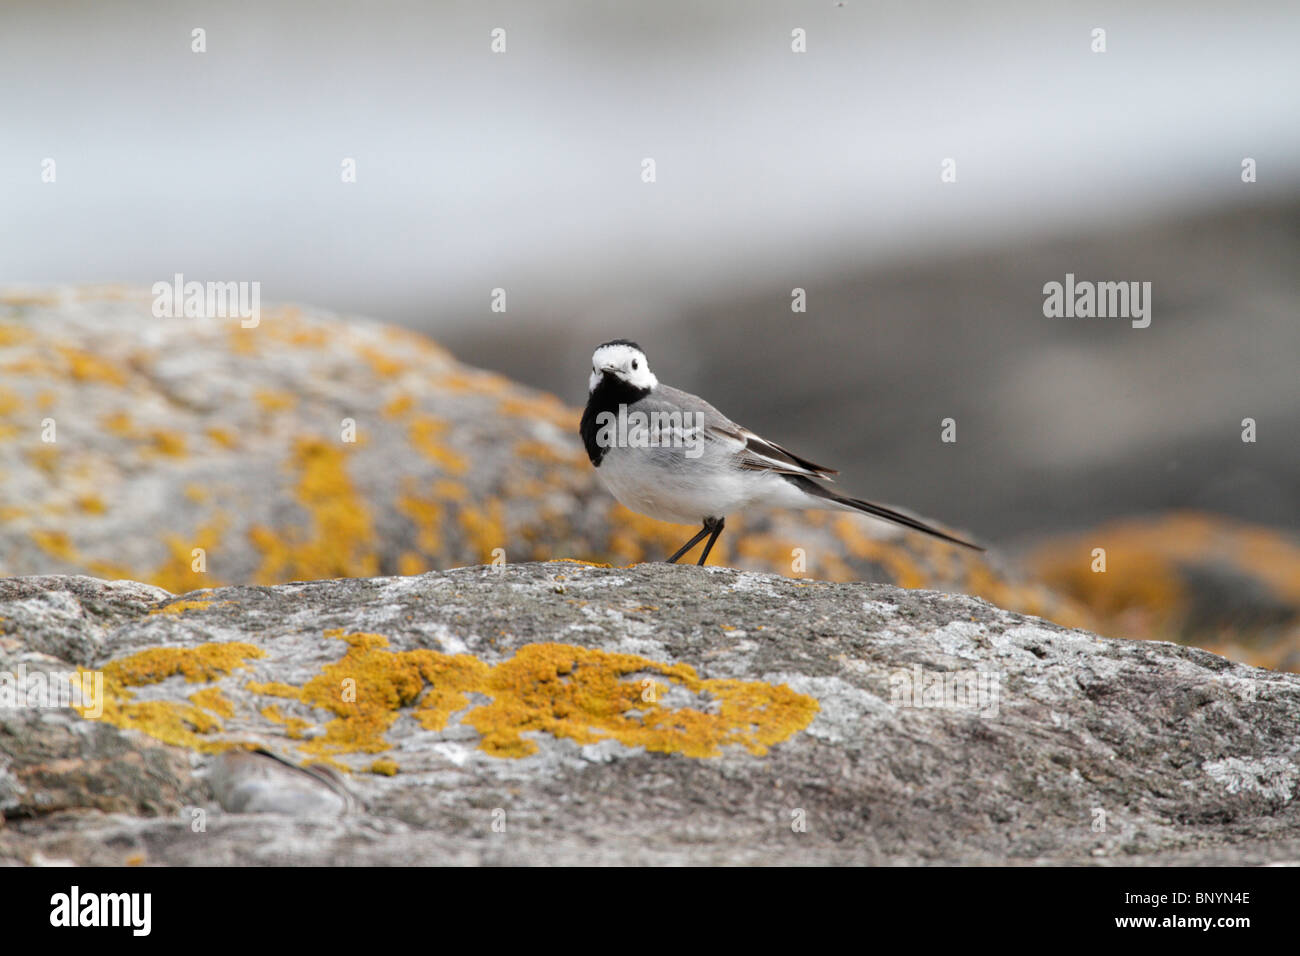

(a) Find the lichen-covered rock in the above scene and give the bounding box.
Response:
[0,285,1081,629]
[1028,513,1300,672]
[1,565,1297,865]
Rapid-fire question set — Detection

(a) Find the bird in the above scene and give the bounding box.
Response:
[579,339,983,566]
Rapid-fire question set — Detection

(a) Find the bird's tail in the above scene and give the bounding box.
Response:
[784,475,985,551]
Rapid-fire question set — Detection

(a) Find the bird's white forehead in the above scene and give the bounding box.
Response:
[592,343,645,367]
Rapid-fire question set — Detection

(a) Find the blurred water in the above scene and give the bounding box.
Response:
[3,0,1298,332]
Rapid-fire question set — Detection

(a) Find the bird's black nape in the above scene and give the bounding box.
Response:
[597,338,643,354]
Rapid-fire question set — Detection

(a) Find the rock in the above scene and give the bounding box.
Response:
[1,564,1297,865]
[0,285,1080,630]
[206,749,355,817]
[1028,513,1300,672]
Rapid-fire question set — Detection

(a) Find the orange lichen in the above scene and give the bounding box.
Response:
[102,411,135,436]
[26,446,60,476]
[262,312,330,348]
[244,680,301,699]
[605,504,699,565]
[601,506,734,566]
[76,641,265,752]
[149,599,219,616]
[29,529,78,562]
[1031,527,1189,635]
[206,426,240,449]
[735,531,806,577]
[0,322,36,346]
[359,346,408,378]
[463,643,817,758]
[961,561,1092,632]
[515,439,586,468]
[56,346,127,385]
[458,500,506,562]
[396,480,444,555]
[398,551,429,576]
[97,411,188,458]
[226,327,259,356]
[249,437,378,583]
[260,703,312,738]
[144,429,187,458]
[75,494,107,515]
[240,632,818,761]
[497,394,575,430]
[1029,512,1300,663]
[106,642,264,685]
[92,699,227,750]
[432,479,467,502]
[78,627,819,762]
[284,630,464,755]
[408,416,468,475]
[439,369,512,396]
[833,514,930,589]
[86,559,136,581]
[147,518,226,593]
[283,326,331,347]
[189,686,235,718]
[255,389,297,413]
[382,393,415,419]
[0,355,46,377]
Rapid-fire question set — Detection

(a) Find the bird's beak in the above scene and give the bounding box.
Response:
[600,365,620,373]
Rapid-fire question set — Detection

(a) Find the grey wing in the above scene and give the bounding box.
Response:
[651,385,838,480]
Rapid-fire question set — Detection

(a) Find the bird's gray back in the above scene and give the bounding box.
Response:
[638,383,741,431]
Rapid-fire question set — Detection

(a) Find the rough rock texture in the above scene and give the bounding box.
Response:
[2,565,1297,865]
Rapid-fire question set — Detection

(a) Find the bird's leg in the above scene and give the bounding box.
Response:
[665,521,714,564]
[696,517,725,566]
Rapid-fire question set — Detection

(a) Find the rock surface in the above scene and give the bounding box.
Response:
[2,564,1297,865]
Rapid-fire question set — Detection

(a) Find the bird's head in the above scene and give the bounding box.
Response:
[589,340,656,393]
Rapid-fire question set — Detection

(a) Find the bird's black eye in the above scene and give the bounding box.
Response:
[632,360,639,370]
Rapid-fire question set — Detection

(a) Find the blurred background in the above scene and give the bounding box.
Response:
[3,0,1297,548]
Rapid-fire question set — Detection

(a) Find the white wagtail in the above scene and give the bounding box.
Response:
[579,340,983,565]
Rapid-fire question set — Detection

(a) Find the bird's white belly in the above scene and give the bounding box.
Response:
[596,446,783,524]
